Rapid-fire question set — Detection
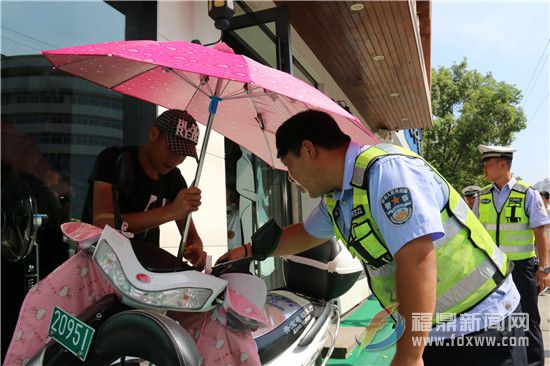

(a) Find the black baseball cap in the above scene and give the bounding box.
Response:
[155,109,199,159]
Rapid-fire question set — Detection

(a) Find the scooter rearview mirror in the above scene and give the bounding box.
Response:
[251,219,282,260]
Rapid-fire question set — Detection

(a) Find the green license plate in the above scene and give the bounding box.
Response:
[48,306,95,361]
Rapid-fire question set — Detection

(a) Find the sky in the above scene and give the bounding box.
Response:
[431,0,550,185]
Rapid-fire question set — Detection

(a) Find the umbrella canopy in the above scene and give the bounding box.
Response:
[43,40,377,170]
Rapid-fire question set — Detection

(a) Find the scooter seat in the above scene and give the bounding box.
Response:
[95,309,200,366]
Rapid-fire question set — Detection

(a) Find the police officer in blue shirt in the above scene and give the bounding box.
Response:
[219,110,528,366]
[474,145,550,366]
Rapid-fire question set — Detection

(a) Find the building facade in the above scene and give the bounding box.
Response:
[1,1,431,357]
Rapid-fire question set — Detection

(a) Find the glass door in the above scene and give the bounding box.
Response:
[222,4,293,290]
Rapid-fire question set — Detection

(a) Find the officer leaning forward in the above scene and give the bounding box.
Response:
[475,144,550,366]
[219,110,530,366]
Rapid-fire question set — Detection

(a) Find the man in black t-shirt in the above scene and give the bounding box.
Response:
[82,109,206,269]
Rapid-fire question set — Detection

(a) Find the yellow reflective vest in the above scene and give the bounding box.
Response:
[324,144,510,324]
[478,182,535,260]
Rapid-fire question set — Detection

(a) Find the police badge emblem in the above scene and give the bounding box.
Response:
[381,187,413,225]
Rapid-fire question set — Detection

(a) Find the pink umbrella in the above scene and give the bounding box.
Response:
[43,40,377,172]
[42,40,378,257]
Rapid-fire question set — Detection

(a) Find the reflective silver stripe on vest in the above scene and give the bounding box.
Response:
[480,187,492,195]
[369,261,396,278]
[436,217,507,268]
[376,143,404,154]
[482,223,530,231]
[512,184,528,193]
[499,244,535,253]
[500,233,535,243]
[435,258,497,314]
[491,246,507,269]
[352,144,404,186]
[435,217,462,250]
[352,167,366,187]
[452,198,469,225]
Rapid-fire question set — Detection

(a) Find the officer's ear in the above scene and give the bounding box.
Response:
[301,140,318,160]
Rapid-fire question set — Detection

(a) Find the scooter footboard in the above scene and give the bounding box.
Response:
[95,309,199,366]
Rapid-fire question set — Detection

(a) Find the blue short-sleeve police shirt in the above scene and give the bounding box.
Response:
[473,177,550,228]
[304,143,520,338]
[304,143,446,255]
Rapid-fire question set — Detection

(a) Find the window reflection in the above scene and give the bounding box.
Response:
[2,54,124,219]
[225,139,286,289]
[0,1,144,358]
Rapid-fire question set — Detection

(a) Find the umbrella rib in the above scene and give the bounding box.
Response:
[268,94,294,119]
[171,69,212,98]
[222,86,264,99]
[109,65,160,89]
[204,79,215,96]
[219,79,233,97]
[289,97,304,114]
[47,54,130,71]
[287,95,306,115]
[184,88,201,111]
[224,92,281,101]
[52,55,158,89]
[247,96,276,168]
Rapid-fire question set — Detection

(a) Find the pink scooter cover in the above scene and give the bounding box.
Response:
[4,223,265,366]
[3,223,114,366]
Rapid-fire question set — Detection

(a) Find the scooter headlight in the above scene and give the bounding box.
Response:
[94,241,212,310]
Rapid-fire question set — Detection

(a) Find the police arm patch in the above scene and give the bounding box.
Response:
[381,187,413,225]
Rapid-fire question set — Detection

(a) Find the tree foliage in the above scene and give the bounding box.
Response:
[422,59,527,189]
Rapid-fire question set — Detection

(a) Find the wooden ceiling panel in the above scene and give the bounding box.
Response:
[274,1,432,131]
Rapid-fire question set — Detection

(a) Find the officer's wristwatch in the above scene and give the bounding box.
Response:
[538,266,550,274]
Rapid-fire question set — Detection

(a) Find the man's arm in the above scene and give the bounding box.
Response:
[92,181,200,233]
[525,189,550,290]
[273,223,328,256]
[176,218,206,268]
[391,234,437,366]
[216,223,326,263]
[534,226,550,291]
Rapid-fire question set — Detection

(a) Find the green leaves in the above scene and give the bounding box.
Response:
[422,59,527,189]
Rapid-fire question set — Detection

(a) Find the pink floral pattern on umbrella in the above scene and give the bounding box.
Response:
[43,40,377,170]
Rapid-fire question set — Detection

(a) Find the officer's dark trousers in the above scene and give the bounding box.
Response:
[512,258,545,366]
[423,307,528,366]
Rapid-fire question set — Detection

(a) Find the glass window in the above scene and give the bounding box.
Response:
[224,3,321,290]
[225,139,287,289]
[1,1,130,220]
[1,1,156,357]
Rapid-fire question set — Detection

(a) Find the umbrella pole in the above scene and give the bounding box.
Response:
[177,97,220,260]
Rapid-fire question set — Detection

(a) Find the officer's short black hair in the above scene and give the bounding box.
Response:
[540,191,550,200]
[276,110,351,158]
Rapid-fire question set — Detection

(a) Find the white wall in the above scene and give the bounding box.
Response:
[157,2,228,260]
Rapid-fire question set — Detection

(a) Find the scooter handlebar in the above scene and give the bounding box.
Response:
[210,254,261,277]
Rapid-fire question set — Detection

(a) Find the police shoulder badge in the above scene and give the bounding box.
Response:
[381,187,413,225]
